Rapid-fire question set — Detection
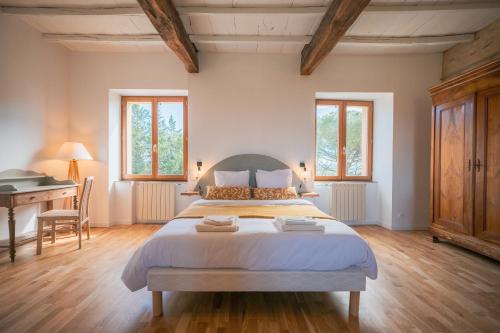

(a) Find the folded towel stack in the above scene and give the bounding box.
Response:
[196,215,239,232]
[274,216,325,232]
[276,216,317,225]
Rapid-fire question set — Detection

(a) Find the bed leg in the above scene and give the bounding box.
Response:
[152,291,163,317]
[349,291,360,317]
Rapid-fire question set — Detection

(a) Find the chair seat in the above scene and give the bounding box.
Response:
[38,209,79,221]
[36,176,94,256]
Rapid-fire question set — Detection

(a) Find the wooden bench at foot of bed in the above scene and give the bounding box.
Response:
[147,267,366,317]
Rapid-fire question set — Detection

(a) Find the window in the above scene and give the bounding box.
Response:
[121,96,187,181]
[315,100,373,181]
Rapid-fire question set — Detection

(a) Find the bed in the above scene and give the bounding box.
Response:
[121,154,378,318]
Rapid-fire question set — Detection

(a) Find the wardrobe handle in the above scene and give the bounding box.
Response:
[468,159,471,172]
[474,159,482,172]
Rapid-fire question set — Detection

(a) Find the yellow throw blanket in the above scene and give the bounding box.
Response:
[175,204,334,220]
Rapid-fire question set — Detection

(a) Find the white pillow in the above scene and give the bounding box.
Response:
[256,169,292,188]
[214,170,250,187]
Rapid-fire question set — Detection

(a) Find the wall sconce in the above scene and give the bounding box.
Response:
[196,161,203,180]
[299,162,307,192]
[196,161,203,193]
[300,162,307,176]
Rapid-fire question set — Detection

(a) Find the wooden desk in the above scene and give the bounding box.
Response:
[0,170,78,262]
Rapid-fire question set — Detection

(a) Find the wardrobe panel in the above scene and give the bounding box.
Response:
[433,96,474,235]
[476,87,500,244]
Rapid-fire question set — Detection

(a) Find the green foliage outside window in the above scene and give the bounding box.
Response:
[131,104,152,175]
[316,105,363,177]
[129,102,184,176]
[158,111,184,175]
[345,109,363,176]
[316,107,339,176]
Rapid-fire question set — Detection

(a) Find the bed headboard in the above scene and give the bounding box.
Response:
[194,154,305,194]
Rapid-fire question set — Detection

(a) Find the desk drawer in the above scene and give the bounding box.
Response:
[14,187,77,206]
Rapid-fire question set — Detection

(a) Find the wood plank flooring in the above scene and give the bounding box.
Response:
[0,225,498,333]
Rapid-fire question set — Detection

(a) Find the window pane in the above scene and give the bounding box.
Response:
[126,102,153,175]
[345,104,369,176]
[158,101,184,175]
[316,104,340,176]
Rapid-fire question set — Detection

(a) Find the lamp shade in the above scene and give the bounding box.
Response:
[56,142,93,161]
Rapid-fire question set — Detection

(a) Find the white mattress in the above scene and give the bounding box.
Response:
[122,200,378,292]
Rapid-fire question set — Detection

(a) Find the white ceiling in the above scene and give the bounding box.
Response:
[1,0,499,55]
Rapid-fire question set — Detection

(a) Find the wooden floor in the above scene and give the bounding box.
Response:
[0,225,499,333]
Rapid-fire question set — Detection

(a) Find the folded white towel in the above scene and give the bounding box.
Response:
[203,215,236,226]
[196,221,239,232]
[274,220,324,232]
[276,216,317,225]
[205,215,235,222]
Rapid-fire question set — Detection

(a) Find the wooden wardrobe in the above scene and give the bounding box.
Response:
[429,60,500,260]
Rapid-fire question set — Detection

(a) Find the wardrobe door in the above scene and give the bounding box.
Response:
[433,95,475,234]
[475,87,500,244]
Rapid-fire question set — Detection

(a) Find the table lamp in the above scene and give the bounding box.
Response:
[56,142,93,184]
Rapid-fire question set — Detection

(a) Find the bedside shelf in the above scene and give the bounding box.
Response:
[180,191,201,196]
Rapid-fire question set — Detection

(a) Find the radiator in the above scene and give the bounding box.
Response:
[331,183,366,222]
[135,182,176,223]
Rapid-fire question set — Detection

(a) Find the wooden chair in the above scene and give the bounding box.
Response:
[36,176,94,255]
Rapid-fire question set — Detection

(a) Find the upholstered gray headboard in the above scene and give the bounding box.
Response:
[194,154,305,194]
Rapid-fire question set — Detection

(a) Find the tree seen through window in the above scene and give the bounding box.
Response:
[124,97,187,180]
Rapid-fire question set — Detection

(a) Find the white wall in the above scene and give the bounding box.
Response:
[314,92,393,228]
[107,89,189,225]
[68,51,441,230]
[68,52,188,225]
[0,16,69,239]
[373,95,394,229]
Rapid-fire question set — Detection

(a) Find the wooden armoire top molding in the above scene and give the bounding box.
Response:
[429,59,500,104]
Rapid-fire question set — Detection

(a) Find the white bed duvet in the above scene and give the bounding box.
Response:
[122,199,378,291]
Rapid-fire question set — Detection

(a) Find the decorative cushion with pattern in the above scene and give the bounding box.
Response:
[252,187,298,200]
[204,186,251,200]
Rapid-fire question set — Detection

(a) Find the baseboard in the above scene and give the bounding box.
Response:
[341,220,379,226]
[90,221,110,227]
[382,224,429,231]
[0,231,37,250]
[109,220,134,226]
[380,223,392,230]
[136,221,168,224]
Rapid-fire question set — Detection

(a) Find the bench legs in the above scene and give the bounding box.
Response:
[150,290,359,318]
[349,291,360,317]
[152,291,163,317]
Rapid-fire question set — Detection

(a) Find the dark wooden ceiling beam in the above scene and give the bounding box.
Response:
[136,0,199,73]
[300,0,371,75]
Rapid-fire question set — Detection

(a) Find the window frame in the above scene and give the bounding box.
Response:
[121,96,188,181]
[314,99,373,181]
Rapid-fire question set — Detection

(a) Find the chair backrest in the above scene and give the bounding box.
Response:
[79,176,94,222]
